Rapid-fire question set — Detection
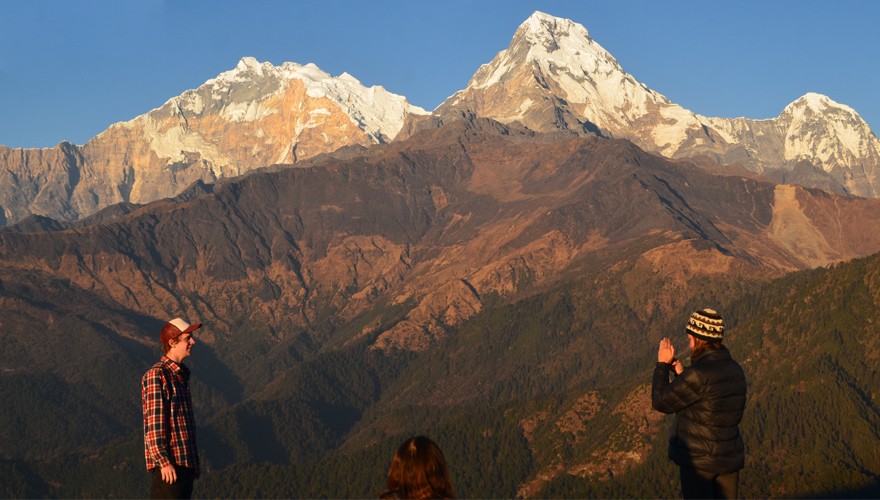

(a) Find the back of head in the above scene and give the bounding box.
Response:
[380,436,454,499]
[686,308,726,357]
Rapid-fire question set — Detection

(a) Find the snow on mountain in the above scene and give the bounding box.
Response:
[701,93,880,196]
[0,58,430,227]
[92,56,430,195]
[109,56,427,173]
[199,57,427,139]
[3,12,880,229]
[440,11,711,157]
[439,11,880,198]
[781,93,877,166]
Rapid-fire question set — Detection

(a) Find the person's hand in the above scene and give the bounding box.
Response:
[161,464,177,484]
[658,338,675,364]
[672,358,684,375]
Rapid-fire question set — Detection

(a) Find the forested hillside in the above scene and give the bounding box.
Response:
[5,251,879,498]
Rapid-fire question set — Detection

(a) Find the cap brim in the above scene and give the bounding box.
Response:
[182,322,202,334]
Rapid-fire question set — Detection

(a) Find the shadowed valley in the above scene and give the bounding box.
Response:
[2,118,880,497]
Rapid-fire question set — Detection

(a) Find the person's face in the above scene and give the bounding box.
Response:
[688,334,695,350]
[168,333,195,361]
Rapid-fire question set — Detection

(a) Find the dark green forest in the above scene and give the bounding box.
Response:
[3,252,880,498]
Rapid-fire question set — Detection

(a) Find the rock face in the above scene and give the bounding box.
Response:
[703,93,880,197]
[436,11,880,198]
[436,12,700,147]
[3,11,880,228]
[0,57,426,226]
[4,120,880,353]
[4,13,880,494]
[5,120,880,497]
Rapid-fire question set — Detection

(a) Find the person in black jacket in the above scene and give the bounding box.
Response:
[652,308,747,499]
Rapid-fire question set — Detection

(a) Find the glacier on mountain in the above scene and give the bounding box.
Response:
[2,11,880,229]
[437,11,880,197]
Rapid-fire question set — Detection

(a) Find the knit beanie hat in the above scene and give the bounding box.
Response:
[685,308,724,343]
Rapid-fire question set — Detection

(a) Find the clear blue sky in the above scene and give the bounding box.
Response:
[2,0,878,148]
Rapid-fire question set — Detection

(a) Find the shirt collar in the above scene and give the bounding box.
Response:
[161,355,190,378]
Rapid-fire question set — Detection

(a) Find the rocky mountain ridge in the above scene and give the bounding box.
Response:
[437,12,880,198]
[4,12,880,500]
[2,11,878,228]
[4,120,880,497]
[4,119,880,354]
[0,57,424,226]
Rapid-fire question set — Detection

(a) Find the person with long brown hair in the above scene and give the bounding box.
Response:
[652,308,747,499]
[379,436,455,499]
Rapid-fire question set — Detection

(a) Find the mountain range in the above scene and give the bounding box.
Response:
[2,10,880,499]
[2,12,880,228]
[4,115,880,498]
[4,118,880,351]
[435,14,880,197]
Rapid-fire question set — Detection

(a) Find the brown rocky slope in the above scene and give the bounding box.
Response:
[3,117,880,358]
[5,119,880,496]
[0,57,424,227]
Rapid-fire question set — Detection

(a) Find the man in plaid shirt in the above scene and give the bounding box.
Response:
[142,317,202,499]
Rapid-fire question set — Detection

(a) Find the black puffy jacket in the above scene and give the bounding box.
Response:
[652,347,747,473]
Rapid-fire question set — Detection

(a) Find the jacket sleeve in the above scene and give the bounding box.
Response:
[652,362,702,414]
[142,368,172,469]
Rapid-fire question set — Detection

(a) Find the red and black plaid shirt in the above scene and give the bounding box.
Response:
[142,356,200,474]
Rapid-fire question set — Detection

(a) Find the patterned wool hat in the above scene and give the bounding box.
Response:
[685,308,724,342]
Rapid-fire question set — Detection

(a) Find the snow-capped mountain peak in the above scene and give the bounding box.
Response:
[127,57,428,172]
[436,12,880,198]
[5,11,880,230]
[202,58,427,123]
[783,92,862,127]
[441,11,703,156]
[468,12,622,91]
[206,56,272,86]
[780,92,879,174]
[519,11,594,53]
[83,57,432,211]
[236,55,265,74]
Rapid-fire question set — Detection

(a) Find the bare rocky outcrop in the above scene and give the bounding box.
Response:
[437,12,880,198]
[0,58,425,227]
[4,121,880,354]
[4,14,880,229]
